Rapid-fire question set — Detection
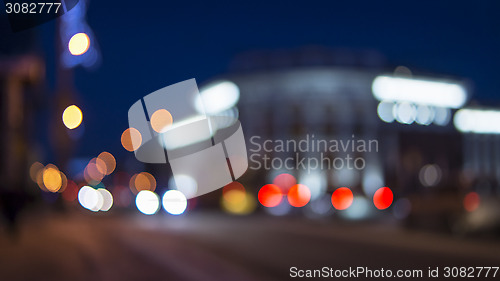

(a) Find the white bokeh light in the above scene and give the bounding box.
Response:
[377,101,395,123]
[394,102,416,124]
[135,190,160,215]
[78,186,103,212]
[415,105,434,125]
[97,188,113,212]
[372,75,467,108]
[195,81,240,114]
[299,172,326,201]
[162,190,188,215]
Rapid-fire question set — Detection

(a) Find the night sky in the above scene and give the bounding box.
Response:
[21,0,500,158]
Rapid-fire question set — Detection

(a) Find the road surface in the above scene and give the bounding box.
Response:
[0,210,499,280]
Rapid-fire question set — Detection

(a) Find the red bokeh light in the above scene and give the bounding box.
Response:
[258,184,283,207]
[463,192,480,212]
[273,173,296,192]
[373,187,393,210]
[287,184,311,207]
[331,187,353,210]
[62,180,78,202]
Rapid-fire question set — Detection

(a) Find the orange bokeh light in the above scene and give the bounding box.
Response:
[287,184,311,207]
[130,172,156,193]
[373,187,393,210]
[331,187,353,210]
[121,128,142,152]
[150,109,173,133]
[94,157,107,175]
[258,184,283,207]
[97,151,116,175]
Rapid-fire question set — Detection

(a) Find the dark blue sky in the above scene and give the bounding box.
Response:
[42,0,500,157]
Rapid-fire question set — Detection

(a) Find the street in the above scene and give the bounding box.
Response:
[0,210,499,281]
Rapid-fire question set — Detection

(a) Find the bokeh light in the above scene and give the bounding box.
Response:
[272,173,296,192]
[415,105,434,125]
[135,190,160,215]
[394,101,416,124]
[93,157,107,176]
[130,172,156,193]
[29,162,44,182]
[97,188,113,212]
[62,105,83,129]
[62,180,78,202]
[463,192,480,212]
[151,109,173,133]
[84,158,105,185]
[78,186,102,212]
[68,33,90,55]
[299,172,326,200]
[419,164,442,187]
[35,166,46,191]
[121,128,142,152]
[97,151,116,175]
[433,107,451,126]
[223,181,246,202]
[58,171,68,193]
[377,101,395,123]
[258,184,283,207]
[162,190,187,215]
[287,184,311,207]
[373,187,393,210]
[221,189,256,215]
[42,165,62,192]
[339,196,371,220]
[331,187,354,210]
[196,81,240,114]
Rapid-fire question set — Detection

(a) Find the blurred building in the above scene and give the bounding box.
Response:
[202,48,493,231]
[0,53,45,226]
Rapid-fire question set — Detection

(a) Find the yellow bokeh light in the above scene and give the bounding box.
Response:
[221,190,256,215]
[42,165,62,192]
[121,128,142,152]
[150,109,173,133]
[68,33,90,56]
[62,105,83,129]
